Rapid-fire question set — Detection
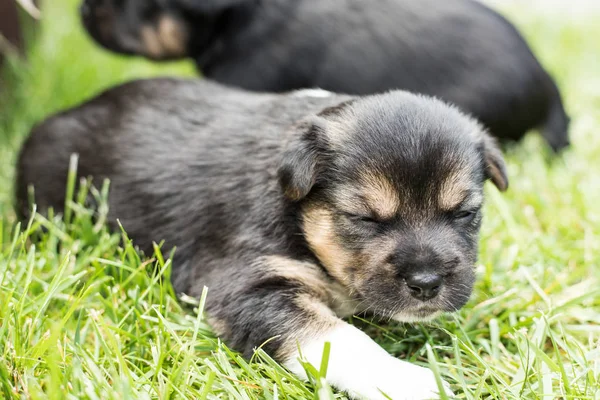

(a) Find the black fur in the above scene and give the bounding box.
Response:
[80,0,569,150]
[16,78,507,360]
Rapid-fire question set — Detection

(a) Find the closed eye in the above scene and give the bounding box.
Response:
[450,208,480,222]
[344,212,378,224]
[454,210,474,219]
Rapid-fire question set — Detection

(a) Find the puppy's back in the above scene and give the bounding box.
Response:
[16,93,112,219]
[16,78,222,219]
[15,78,347,228]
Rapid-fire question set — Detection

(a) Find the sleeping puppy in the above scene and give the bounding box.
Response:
[79,0,570,151]
[16,78,508,399]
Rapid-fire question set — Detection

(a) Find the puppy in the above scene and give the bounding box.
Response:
[17,78,509,399]
[79,0,569,151]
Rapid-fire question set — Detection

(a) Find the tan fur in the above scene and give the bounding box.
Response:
[359,171,401,219]
[256,255,355,360]
[260,255,331,300]
[157,15,188,56]
[438,169,471,210]
[283,186,308,203]
[262,255,360,317]
[486,162,508,191]
[301,205,354,287]
[141,26,163,58]
[141,16,188,59]
[207,315,230,337]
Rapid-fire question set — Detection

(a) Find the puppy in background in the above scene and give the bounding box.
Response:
[17,78,508,399]
[79,0,569,151]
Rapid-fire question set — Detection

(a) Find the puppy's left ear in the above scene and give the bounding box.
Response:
[481,133,509,191]
[174,0,249,13]
[278,117,328,202]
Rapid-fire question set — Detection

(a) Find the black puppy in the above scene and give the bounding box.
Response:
[80,0,569,151]
[17,79,508,399]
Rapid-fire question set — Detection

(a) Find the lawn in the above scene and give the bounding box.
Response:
[1,1,599,399]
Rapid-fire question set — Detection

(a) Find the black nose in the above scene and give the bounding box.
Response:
[406,274,442,301]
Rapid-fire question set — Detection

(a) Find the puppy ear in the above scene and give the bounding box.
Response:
[174,0,248,13]
[278,117,328,202]
[481,133,509,191]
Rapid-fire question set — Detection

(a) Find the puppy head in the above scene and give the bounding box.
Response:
[79,0,249,61]
[279,93,508,322]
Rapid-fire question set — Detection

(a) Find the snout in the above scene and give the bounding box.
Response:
[356,234,476,320]
[388,242,462,302]
[405,273,442,301]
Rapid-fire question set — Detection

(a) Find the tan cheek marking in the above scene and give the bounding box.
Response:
[302,206,353,287]
[439,168,471,210]
[359,172,400,219]
[157,15,188,56]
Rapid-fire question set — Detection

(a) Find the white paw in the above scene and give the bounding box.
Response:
[284,323,453,400]
[348,357,453,400]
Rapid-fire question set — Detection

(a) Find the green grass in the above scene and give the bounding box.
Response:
[1,1,600,398]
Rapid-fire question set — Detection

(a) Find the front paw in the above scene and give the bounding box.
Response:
[283,324,453,400]
[343,358,452,400]
[374,359,452,400]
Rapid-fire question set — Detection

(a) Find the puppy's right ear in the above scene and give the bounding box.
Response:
[278,117,328,202]
[174,0,249,13]
[481,132,509,192]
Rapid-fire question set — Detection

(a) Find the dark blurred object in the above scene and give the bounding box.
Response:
[79,0,570,151]
[0,0,24,63]
[0,0,40,65]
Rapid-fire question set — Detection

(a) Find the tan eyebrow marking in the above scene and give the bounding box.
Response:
[439,168,477,210]
[358,171,401,219]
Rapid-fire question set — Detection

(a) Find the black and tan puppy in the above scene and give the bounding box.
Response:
[79,0,569,151]
[17,79,508,399]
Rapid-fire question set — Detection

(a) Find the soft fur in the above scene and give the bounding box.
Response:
[16,78,508,399]
[80,0,569,150]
